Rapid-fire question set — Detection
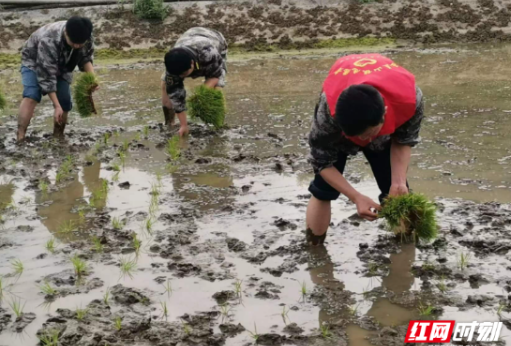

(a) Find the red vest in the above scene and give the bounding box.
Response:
[323,54,416,147]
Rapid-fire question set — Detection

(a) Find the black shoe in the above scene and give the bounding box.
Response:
[306,228,327,246]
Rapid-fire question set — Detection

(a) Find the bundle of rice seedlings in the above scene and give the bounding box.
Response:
[74,72,99,118]
[379,193,438,242]
[0,86,6,110]
[188,85,226,129]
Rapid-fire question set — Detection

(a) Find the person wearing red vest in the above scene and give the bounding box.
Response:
[306,54,424,245]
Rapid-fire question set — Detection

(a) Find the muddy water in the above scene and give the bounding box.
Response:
[0,44,511,345]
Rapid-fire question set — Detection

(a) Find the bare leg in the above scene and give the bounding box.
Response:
[162,106,175,131]
[53,111,69,139]
[17,98,38,142]
[305,196,331,245]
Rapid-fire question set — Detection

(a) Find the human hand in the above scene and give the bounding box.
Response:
[162,96,173,110]
[54,106,64,125]
[389,184,409,197]
[178,125,189,137]
[353,194,381,221]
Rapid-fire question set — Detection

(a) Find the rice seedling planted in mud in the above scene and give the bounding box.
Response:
[114,316,122,331]
[112,162,121,172]
[498,302,507,316]
[119,257,137,280]
[103,132,110,145]
[320,323,332,339]
[121,139,130,152]
[234,279,243,297]
[162,278,172,297]
[46,238,56,254]
[135,133,141,141]
[300,281,307,299]
[219,303,231,317]
[143,125,149,138]
[118,150,126,167]
[71,254,88,277]
[246,323,259,342]
[459,252,470,270]
[40,281,58,296]
[112,217,124,230]
[75,307,88,320]
[160,301,169,321]
[145,217,155,235]
[0,86,6,110]
[8,297,25,318]
[103,288,110,306]
[348,304,360,316]
[182,320,192,335]
[112,172,120,182]
[166,136,180,161]
[39,180,49,192]
[38,329,60,346]
[59,220,76,234]
[379,193,438,242]
[166,163,178,173]
[418,301,434,316]
[188,85,226,129]
[281,305,290,321]
[132,234,142,256]
[92,236,104,253]
[11,259,24,277]
[74,72,99,117]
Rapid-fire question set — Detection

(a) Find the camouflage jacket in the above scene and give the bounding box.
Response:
[308,87,424,173]
[21,21,94,94]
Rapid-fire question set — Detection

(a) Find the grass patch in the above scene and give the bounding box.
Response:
[74,72,99,117]
[379,193,438,242]
[188,85,226,129]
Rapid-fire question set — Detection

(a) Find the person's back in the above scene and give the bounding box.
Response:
[174,27,227,58]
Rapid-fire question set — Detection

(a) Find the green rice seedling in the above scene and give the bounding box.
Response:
[112,162,121,172]
[234,279,243,297]
[38,329,60,346]
[103,132,110,146]
[281,305,289,321]
[8,297,25,318]
[114,130,120,138]
[112,217,124,230]
[162,278,172,297]
[151,182,161,197]
[348,304,360,316]
[59,220,76,234]
[320,323,331,339]
[132,234,142,256]
[93,142,102,154]
[112,172,120,182]
[166,163,178,173]
[39,180,49,193]
[379,193,438,241]
[246,323,259,342]
[156,172,163,187]
[422,261,436,271]
[135,133,141,141]
[160,301,169,321]
[458,252,470,270]
[114,316,122,331]
[122,139,130,152]
[437,280,448,293]
[0,86,6,110]
[40,281,58,296]
[418,301,434,316]
[118,150,126,167]
[103,288,110,306]
[74,72,99,117]
[70,254,88,277]
[188,85,226,129]
[75,306,88,320]
[85,154,95,163]
[102,180,109,194]
[145,217,155,235]
[119,257,137,280]
[219,303,231,318]
[368,262,378,276]
[497,302,506,316]
[182,319,192,335]
[166,136,180,160]
[46,238,56,254]
[92,236,104,253]
[300,281,307,300]
[11,259,24,277]
[143,125,149,138]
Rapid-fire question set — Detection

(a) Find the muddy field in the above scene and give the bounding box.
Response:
[1,45,511,346]
[2,0,511,55]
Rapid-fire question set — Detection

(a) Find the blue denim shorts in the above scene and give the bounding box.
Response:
[21,66,72,112]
